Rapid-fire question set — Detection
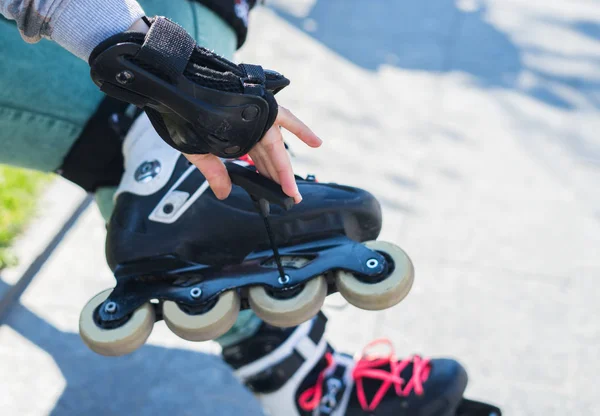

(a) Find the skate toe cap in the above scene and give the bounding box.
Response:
[421,359,469,411]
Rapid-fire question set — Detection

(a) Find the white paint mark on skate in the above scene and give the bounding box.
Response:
[149,166,210,224]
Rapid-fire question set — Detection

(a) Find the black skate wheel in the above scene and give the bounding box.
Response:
[248,275,327,328]
[79,289,155,356]
[336,241,414,310]
[163,290,240,342]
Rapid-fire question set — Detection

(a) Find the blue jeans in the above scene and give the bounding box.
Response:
[0,0,258,348]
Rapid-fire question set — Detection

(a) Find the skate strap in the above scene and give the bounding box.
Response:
[233,313,327,393]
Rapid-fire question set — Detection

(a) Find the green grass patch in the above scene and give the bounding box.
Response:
[0,165,50,269]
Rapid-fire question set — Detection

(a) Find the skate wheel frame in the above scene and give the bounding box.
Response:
[336,241,414,310]
[248,275,327,327]
[95,237,387,325]
[79,289,155,356]
[79,237,409,352]
[163,290,240,341]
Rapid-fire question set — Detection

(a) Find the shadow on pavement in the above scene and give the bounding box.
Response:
[272,1,600,112]
[0,282,263,415]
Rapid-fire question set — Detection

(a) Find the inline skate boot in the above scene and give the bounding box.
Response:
[78,114,414,356]
[223,313,502,416]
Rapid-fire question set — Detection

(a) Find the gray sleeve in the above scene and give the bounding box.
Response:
[0,0,145,61]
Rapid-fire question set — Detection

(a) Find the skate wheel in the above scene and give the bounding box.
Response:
[336,241,414,310]
[79,289,155,356]
[163,290,240,342]
[248,275,327,328]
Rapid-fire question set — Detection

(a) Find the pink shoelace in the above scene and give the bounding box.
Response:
[236,154,255,166]
[298,338,432,412]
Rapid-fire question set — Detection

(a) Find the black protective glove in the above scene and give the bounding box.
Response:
[89,16,289,158]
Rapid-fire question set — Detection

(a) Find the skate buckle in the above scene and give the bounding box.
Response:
[135,160,161,183]
[319,378,343,414]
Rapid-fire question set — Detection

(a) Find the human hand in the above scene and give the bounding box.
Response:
[101,18,321,202]
[184,106,322,203]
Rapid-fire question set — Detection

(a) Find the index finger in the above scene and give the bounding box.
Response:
[184,153,232,200]
[261,126,302,203]
[277,106,323,148]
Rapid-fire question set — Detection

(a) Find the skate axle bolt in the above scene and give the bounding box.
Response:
[366,258,379,269]
[103,301,118,314]
[278,275,291,285]
[116,70,134,85]
[189,287,202,299]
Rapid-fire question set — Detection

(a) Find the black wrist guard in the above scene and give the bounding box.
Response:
[89,16,289,158]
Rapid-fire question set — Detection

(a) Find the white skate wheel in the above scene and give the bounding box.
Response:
[336,241,414,310]
[79,289,155,356]
[248,275,327,328]
[163,290,240,342]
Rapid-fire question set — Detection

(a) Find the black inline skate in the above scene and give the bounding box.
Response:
[223,313,502,416]
[78,114,414,356]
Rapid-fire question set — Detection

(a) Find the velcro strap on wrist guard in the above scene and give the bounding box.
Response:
[137,16,196,82]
